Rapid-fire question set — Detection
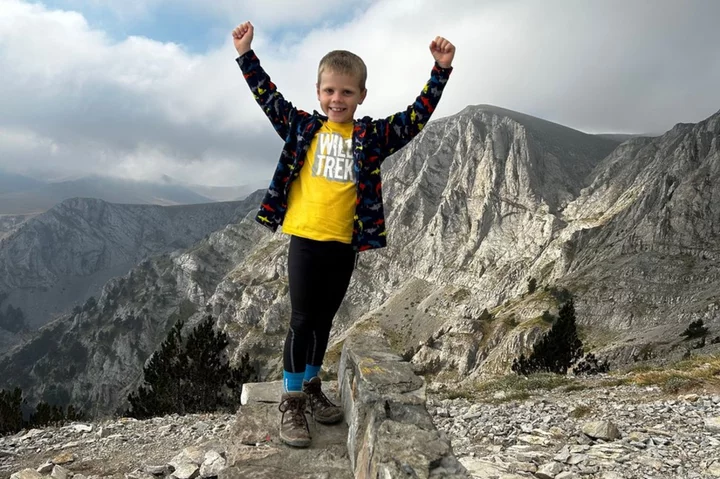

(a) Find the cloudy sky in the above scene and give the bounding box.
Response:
[1,0,719,187]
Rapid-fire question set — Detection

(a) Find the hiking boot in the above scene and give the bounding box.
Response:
[302,376,344,424]
[278,391,311,448]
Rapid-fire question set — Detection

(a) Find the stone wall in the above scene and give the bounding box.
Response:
[338,334,470,478]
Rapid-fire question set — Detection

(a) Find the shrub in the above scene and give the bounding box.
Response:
[681,320,708,340]
[573,353,610,375]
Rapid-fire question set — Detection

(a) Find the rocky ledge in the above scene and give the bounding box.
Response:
[2,334,466,479]
[430,383,720,478]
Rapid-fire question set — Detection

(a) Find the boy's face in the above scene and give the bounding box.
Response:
[316,70,367,123]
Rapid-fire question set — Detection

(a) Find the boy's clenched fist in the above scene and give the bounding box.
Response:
[232,22,254,56]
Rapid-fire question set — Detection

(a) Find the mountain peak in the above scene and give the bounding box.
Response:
[453,104,621,148]
[458,104,563,125]
[457,104,548,126]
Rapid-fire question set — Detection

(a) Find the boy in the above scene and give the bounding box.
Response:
[232,21,455,448]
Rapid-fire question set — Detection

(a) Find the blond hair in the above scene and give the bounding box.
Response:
[317,50,367,90]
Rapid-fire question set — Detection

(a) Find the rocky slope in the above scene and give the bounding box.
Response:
[2,105,720,417]
[351,105,720,383]
[0,214,35,240]
[431,381,720,479]
[0,195,261,346]
[0,192,266,414]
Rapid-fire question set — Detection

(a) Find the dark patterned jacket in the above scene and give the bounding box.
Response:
[236,49,452,251]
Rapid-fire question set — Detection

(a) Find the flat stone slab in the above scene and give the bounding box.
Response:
[224,399,352,478]
[459,458,527,478]
[241,380,339,405]
[355,356,424,393]
[339,336,424,399]
[240,381,282,406]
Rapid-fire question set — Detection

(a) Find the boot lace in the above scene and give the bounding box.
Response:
[278,396,309,431]
[305,380,338,415]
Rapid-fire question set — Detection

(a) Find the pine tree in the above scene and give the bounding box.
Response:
[573,353,610,375]
[64,405,81,421]
[0,388,25,436]
[183,315,231,413]
[128,320,187,418]
[126,315,258,419]
[512,300,584,375]
[227,352,258,402]
[30,401,66,427]
[527,277,537,295]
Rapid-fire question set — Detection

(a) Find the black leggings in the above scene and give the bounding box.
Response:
[283,235,357,373]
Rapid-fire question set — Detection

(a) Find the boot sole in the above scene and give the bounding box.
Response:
[280,435,312,448]
[314,413,344,425]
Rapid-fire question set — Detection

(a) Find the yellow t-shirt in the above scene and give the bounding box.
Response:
[282,120,356,243]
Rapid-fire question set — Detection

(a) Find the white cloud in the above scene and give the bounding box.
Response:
[1,0,719,187]
[0,127,51,151]
[104,144,255,186]
[0,0,281,185]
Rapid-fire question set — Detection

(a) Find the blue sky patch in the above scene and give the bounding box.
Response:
[29,0,364,54]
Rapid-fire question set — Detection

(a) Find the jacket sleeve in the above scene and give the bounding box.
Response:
[236,49,300,140]
[373,62,453,158]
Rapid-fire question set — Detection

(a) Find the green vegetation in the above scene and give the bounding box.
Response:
[681,319,709,340]
[573,353,610,375]
[0,296,26,333]
[1,387,84,437]
[527,277,537,295]
[451,288,471,302]
[626,354,720,394]
[512,300,583,375]
[569,405,593,418]
[436,352,720,405]
[126,315,258,419]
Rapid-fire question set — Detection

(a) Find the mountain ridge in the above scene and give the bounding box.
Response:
[0,175,219,215]
[0,193,263,349]
[2,104,720,416]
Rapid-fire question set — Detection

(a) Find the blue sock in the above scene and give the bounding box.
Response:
[304,364,321,382]
[283,371,305,392]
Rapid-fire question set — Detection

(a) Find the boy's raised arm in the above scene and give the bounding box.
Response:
[374,36,455,158]
[233,22,298,140]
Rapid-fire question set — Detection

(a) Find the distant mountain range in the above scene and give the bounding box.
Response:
[0,172,45,194]
[0,172,266,215]
[0,192,263,339]
[157,175,266,203]
[594,133,647,142]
